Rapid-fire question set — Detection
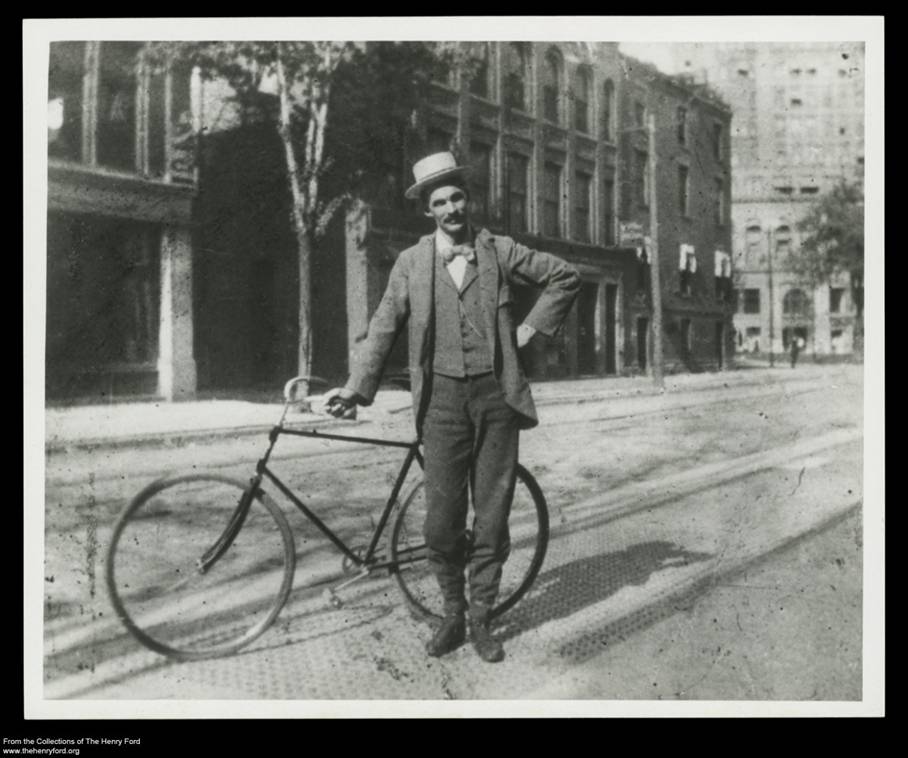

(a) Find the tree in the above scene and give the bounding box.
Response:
[790,179,865,348]
[144,41,469,402]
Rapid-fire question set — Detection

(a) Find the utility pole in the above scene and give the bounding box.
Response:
[647,112,665,390]
[767,227,775,368]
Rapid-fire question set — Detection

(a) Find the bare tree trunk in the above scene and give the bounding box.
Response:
[276,51,313,404]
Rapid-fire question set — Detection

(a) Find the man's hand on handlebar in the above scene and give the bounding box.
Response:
[323,387,360,420]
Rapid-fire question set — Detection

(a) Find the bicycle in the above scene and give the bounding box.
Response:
[105,376,550,661]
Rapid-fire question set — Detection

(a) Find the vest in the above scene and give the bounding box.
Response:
[432,257,493,377]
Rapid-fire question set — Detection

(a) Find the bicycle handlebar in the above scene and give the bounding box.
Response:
[282,375,337,403]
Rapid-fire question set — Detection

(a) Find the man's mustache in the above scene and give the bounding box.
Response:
[443,213,465,223]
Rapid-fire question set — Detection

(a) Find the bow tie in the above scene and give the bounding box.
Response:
[441,244,476,264]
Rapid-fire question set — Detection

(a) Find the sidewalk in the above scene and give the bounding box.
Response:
[44,365,830,454]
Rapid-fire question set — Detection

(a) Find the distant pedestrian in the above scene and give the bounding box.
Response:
[790,335,805,368]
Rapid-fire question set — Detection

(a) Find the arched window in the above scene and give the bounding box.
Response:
[504,42,529,112]
[573,65,592,133]
[745,224,762,263]
[783,288,809,316]
[602,79,615,141]
[542,48,562,123]
[775,224,792,258]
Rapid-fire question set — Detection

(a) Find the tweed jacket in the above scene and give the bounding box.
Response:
[346,228,581,434]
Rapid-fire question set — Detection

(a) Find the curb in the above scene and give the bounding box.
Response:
[44,370,832,455]
[44,415,366,456]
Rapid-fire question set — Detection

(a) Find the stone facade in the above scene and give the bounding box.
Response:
[666,42,863,359]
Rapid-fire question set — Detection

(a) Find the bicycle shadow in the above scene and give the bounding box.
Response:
[495,541,713,645]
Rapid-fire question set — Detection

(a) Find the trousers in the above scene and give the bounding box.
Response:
[421,372,520,618]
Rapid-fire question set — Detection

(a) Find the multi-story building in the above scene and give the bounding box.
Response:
[45,41,736,403]
[666,42,864,359]
[46,41,200,402]
[342,43,735,386]
[619,55,735,372]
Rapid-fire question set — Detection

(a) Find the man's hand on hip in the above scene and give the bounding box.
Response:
[516,324,537,348]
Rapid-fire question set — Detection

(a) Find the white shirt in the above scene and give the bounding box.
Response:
[435,230,468,290]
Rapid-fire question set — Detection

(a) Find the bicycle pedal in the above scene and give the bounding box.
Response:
[322,588,344,609]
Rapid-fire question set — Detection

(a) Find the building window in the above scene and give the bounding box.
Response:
[504,42,529,112]
[775,186,794,195]
[427,127,454,154]
[573,65,591,134]
[712,122,723,161]
[790,98,803,107]
[679,244,696,296]
[775,225,792,258]
[506,152,529,234]
[742,289,761,314]
[678,164,689,216]
[47,41,86,162]
[635,149,649,207]
[468,42,491,99]
[745,224,762,264]
[542,162,562,237]
[602,79,615,142]
[680,318,693,355]
[573,171,592,242]
[603,174,615,245]
[46,214,161,393]
[800,186,819,194]
[543,48,562,123]
[97,41,143,171]
[468,141,492,221]
[48,41,194,182]
[830,287,845,313]
[783,288,809,316]
[715,178,724,225]
[677,106,688,145]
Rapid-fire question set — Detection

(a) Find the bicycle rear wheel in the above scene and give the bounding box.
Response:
[106,474,296,661]
[389,464,548,621]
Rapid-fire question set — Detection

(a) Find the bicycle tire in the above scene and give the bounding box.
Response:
[389,464,549,621]
[105,474,296,661]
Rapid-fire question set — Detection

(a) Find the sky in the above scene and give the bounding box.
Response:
[617,43,679,73]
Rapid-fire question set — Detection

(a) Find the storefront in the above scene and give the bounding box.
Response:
[46,41,198,403]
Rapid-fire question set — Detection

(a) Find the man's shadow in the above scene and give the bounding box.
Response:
[496,541,713,645]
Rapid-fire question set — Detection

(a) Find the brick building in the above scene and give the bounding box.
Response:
[619,55,735,372]
[343,43,735,387]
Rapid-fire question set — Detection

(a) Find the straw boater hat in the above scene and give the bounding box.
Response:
[404,151,472,200]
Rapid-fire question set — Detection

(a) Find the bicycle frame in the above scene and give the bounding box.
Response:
[246,423,426,574]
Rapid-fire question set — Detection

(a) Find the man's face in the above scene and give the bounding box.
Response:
[424,184,469,236]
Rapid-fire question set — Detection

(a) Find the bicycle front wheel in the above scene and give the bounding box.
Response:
[389,464,549,621]
[106,474,296,660]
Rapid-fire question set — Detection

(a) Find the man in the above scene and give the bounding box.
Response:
[326,152,580,663]
[790,334,804,368]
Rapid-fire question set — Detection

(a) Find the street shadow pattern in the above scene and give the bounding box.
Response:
[495,541,713,646]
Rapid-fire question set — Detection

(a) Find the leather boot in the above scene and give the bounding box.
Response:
[469,615,505,663]
[426,612,466,657]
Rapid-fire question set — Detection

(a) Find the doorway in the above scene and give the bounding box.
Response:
[715,321,725,369]
[577,281,600,375]
[637,317,648,372]
[605,283,618,374]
